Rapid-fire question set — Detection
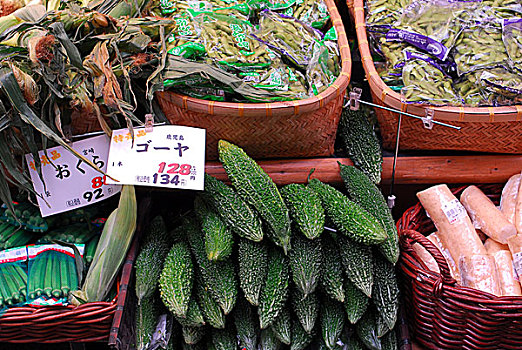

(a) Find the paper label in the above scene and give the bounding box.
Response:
[513,251,522,279]
[27,244,85,259]
[386,28,449,61]
[106,125,206,190]
[25,135,121,217]
[441,199,467,224]
[0,246,28,263]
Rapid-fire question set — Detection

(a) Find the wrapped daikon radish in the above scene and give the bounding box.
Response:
[516,173,522,234]
[507,235,522,279]
[485,239,521,296]
[417,185,486,273]
[412,233,440,274]
[500,174,521,225]
[459,255,501,296]
[429,232,461,283]
[461,185,517,244]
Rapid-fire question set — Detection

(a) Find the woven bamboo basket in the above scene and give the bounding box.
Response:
[353,0,522,154]
[396,184,522,350]
[0,199,147,343]
[155,0,351,160]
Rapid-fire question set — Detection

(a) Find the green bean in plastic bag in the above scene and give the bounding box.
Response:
[502,18,522,68]
[453,20,509,76]
[280,0,330,30]
[401,58,461,105]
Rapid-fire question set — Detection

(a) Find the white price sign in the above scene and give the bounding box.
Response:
[25,135,122,217]
[106,125,206,190]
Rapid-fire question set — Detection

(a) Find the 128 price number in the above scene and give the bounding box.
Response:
[152,162,192,186]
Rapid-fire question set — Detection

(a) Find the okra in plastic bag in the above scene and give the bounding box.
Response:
[27,244,83,304]
[0,223,34,250]
[253,10,323,69]
[401,57,461,105]
[453,20,509,75]
[502,18,522,68]
[280,0,330,30]
[0,246,28,310]
[0,202,48,232]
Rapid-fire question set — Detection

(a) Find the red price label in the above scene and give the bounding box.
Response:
[157,162,192,175]
[91,176,107,189]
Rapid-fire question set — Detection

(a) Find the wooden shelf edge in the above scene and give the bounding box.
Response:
[205,155,522,185]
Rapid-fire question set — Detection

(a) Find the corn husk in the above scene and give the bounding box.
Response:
[70,185,137,305]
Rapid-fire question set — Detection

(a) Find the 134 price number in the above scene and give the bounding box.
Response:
[82,176,107,202]
[152,162,192,186]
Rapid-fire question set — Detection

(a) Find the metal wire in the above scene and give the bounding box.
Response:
[357,99,461,130]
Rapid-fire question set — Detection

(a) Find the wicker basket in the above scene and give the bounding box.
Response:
[353,0,522,154]
[155,0,351,160]
[396,184,522,350]
[0,199,147,343]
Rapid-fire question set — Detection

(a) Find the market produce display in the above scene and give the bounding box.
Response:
[0,203,104,309]
[414,173,522,296]
[366,0,522,106]
[0,186,135,311]
[134,141,400,350]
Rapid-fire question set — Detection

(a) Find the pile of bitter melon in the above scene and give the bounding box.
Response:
[135,140,400,350]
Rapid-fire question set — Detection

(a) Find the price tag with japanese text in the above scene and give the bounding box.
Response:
[25,135,122,217]
[106,125,205,190]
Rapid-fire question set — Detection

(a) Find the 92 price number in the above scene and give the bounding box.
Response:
[83,176,106,202]
[152,162,192,186]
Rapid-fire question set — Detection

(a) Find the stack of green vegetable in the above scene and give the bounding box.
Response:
[135,140,400,350]
[366,0,522,106]
[157,0,339,101]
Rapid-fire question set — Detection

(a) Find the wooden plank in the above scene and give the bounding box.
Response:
[205,155,522,185]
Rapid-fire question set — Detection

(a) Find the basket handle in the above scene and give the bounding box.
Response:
[400,229,456,285]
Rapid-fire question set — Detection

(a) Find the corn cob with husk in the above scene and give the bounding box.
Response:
[70,185,137,305]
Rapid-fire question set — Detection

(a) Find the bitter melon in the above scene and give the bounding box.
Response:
[346,335,365,350]
[259,247,289,329]
[372,254,399,331]
[270,304,291,345]
[159,241,193,318]
[289,234,322,296]
[186,218,237,315]
[182,325,205,345]
[308,179,387,245]
[292,288,319,334]
[175,298,205,328]
[136,295,159,350]
[344,278,369,324]
[238,237,268,306]
[339,164,399,265]
[218,140,291,253]
[338,236,374,297]
[204,174,263,242]
[211,327,236,350]
[290,321,314,350]
[195,275,225,329]
[259,327,282,350]
[338,108,383,184]
[320,297,345,350]
[356,306,382,350]
[382,329,398,350]
[281,184,325,240]
[234,297,258,350]
[135,237,170,302]
[194,195,233,261]
[320,235,345,302]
